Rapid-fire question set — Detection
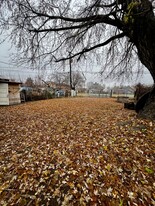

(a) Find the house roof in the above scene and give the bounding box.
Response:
[0,78,22,85]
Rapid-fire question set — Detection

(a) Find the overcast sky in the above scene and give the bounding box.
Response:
[0,0,154,87]
[0,37,154,87]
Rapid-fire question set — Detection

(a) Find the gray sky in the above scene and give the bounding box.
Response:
[0,1,154,88]
[0,37,154,87]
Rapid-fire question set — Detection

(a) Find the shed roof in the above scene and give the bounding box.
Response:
[0,78,22,84]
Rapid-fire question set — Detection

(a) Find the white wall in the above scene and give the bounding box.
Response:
[0,83,9,105]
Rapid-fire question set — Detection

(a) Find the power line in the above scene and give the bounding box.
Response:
[0,60,17,66]
[0,67,36,73]
[0,65,151,75]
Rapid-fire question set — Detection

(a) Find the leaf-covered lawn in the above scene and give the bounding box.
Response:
[0,98,154,206]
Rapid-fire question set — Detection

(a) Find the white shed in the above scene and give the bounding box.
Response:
[0,79,21,105]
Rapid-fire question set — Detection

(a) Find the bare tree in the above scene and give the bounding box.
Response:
[72,71,85,89]
[24,77,34,87]
[50,72,68,89]
[0,0,155,115]
[64,71,85,90]
[87,81,105,94]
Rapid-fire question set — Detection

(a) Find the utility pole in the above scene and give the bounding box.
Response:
[69,52,72,90]
[69,52,76,97]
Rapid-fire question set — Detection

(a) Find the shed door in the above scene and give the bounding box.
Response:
[0,83,9,105]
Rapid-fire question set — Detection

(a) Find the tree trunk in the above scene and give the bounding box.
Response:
[127,5,155,119]
[136,24,155,120]
[134,17,155,82]
[136,86,155,119]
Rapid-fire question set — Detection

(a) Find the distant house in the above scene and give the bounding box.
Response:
[0,78,21,105]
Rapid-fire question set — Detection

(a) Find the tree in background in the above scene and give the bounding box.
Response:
[72,71,85,90]
[0,0,155,116]
[64,71,86,90]
[24,77,34,87]
[50,72,67,90]
[49,71,85,90]
[87,82,105,94]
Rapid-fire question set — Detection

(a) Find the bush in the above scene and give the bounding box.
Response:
[134,83,152,102]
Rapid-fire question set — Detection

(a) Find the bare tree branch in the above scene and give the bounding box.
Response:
[95,2,116,8]
[0,0,155,82]
[56,32,126,62]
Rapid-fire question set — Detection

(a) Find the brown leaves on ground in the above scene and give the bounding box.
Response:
[0,98,154,206]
